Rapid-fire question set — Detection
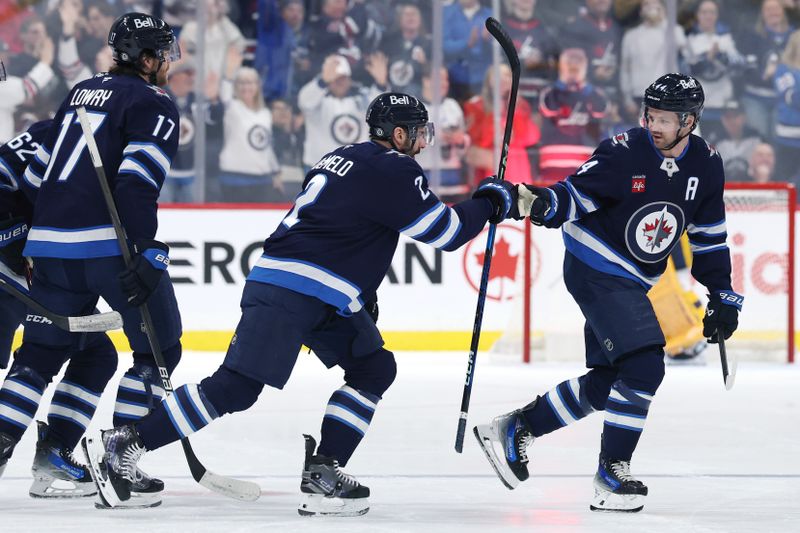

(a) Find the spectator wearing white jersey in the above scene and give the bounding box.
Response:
[218,67,283,203]
[298,53,387,170]
[0,37,54,142]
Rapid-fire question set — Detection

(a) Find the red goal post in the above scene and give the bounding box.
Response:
[512,182,796,364]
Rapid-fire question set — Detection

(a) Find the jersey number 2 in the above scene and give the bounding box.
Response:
[282,174,328,228]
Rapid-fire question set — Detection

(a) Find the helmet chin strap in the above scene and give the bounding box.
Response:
[389,126,417,156]
[646,108,695,152]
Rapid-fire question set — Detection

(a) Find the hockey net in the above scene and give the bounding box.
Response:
[490,182,796,364]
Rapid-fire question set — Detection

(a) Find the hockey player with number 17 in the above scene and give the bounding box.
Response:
[82,92,525,515]
[474,73,742,513]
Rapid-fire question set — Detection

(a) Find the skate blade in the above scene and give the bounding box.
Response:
[298,494,369,517]
[80,436,125,509]
[590,487,645,513]
[473,425,519,490]
[29,475,97,498]
[95,493,162,510]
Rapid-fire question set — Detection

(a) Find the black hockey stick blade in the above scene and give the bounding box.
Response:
[0,278,123,332]
[718,332,736,391]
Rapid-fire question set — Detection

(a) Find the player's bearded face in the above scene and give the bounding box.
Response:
[646,109,683,149]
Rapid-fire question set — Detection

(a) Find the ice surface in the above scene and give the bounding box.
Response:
[1,351,798,532]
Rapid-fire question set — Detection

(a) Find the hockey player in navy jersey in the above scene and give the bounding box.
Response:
[1,13,182,508]
[82,92,523,515]
[0,121,123,500]
[474,73,742,513]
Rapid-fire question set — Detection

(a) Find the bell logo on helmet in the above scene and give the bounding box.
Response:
[679,79,697,89]
[133,17,155,29]
[389,95,410,105]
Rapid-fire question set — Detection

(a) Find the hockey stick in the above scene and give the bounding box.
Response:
[718,332,736,391]
[76,107,260,502]
[0,277,123,332]
[454,17,521,453]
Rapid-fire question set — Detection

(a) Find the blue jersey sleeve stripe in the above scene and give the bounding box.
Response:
[118,158,159,189]
[123,142,171,176]
[23,165,43,189]
[400,202,447,238]
[690,243,729,255]
[428,208,462,249]
[687,220,726,235]
[0,157,19,190]
[564,180,598,214]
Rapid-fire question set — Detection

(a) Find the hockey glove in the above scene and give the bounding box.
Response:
[119,240,170,307]
[472,177,520,224]
[702,290,743,343]
[519,185,554,226]
[0,217,29,276]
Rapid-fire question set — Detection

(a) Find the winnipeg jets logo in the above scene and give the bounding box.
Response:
[641,206,674,252]
[625,202,685,263]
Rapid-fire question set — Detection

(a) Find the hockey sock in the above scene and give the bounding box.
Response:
[47,380,102,449]
[136,384,219,450]
[601,380,653,461]
[113,363,166,426]
[317,385,380,467]
[0,365,47,441]
[522,376,596,437]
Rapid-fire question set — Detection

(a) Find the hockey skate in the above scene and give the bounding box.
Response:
[298,434,370,517]
[0,431,18,478]
[590,456,648,513]
[81,425,161,509]
[29,421,97,498]
[473,408,535,490]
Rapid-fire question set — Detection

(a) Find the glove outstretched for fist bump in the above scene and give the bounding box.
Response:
[702,290,743,343]
[119,240,170,307]
[472,176,521,224]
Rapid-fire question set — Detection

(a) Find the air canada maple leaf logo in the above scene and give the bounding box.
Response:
[474,236,518,282]
[462,225,536,302]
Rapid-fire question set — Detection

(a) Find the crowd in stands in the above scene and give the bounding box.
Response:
[2,0,800,203]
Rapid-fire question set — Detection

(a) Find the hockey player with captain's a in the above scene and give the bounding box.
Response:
[81,91,527,516]
[474,73,743,513]
[0,12,183,508]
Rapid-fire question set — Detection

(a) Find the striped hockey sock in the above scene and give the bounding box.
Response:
[136,384,219,451]
[522,376,596,437]
[0,366,46,441]
[113,369,166,426]
[601,380,653,461]
[47,380,101,449]
[317,385,379,466]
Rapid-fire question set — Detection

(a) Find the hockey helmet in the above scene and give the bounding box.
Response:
[643,73,704,130]
[367,92,435,147]
[108,12,180,66]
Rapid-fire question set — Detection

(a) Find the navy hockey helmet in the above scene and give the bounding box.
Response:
[643,73,705,130]
[108,12,180,67]
[367,92,435,149]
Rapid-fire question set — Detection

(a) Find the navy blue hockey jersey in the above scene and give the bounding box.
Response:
[538,128,731,292]
[0,120,52,218]
[23,73,179,258]
[248,141,494,315]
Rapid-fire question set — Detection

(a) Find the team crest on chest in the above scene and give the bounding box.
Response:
[624,202,685,263]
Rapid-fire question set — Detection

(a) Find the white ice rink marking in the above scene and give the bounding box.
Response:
[1,352,798,533]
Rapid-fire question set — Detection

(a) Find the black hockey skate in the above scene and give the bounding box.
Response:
[298,434,370,517]
[81,425,161,509]
[0,431,18,478]
[30,421,97,498]
[473,406,535,489]
[590,456,648,513]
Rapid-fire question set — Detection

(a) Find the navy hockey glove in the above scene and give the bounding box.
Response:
[472,177,519,224]
[702,290,743,343]
[0,217,29,276]
[365,299,379,324]
[119,240,170,307]
[519,185,554,226]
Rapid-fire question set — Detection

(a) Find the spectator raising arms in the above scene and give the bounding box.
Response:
[298,53,387,171]
[380,3,431,97]
[0,35,54,142]
[255,0,308,102]
[464,63,540,186]
[219,66,284,202]
[180,0,245,86]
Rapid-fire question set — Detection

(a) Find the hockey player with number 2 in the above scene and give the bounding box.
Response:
[474,74,743,512]
[82,91,525,515]
[0,12,182,508]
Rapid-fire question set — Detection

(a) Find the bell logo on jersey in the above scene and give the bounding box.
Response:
[631,175,645,193]
[625,202,686,263]
[389,95,410,105]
